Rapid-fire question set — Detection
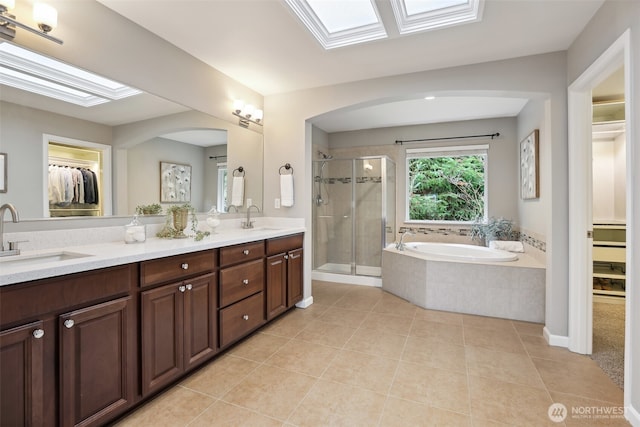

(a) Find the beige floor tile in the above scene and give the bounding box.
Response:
[295,319,357,348]
[360,311,413,336]
[261,309,313,338]
[311,282,353,305]
[189,400,282,427]
[371,292,419,318]
[533,357,624,403]
[318,306,369,329]
[463,325,526,355]
[414,308,464,325]
[390,361,470,414]
[180,354,259,398]
[345,327,407,359]
[462,314,516,332]
[334,290,383,311]
[465,345,546,389]
[321,349,399,394]
[512,320,544,337]
[265,338,338,377]
[228,332,290,363]
[380,397,471,427]
[113,386,214,427]
[520,334,594,364]
[410,318,464,345]
[549,391,630,426]
[222,364,316,421]
[402,335,467,373]
[288,379,386,427]
[468,375,556,426]
[293,303,330,319]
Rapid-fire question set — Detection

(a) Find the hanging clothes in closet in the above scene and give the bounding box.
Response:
[48,165,99,206]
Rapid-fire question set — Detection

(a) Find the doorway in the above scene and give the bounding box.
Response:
[567,30,632,395]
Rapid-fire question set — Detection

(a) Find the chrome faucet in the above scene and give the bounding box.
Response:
[0,203,20,256]
[242,204,260,229]
[395,230,415,251]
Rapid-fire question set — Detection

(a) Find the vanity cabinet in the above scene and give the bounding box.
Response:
[218,241,266,348]
[266,234,304,320]
[0,264,137,427]
[0,320,45,427]
[140,250,217,396]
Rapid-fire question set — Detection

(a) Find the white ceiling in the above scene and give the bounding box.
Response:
[95,0,604,133]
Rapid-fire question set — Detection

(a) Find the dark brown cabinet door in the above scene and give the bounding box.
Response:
[141,284,184,396]
[287,248,303,307]
[0,320,45,427]
[183,273,217,371]
[59,297,135,427]
[266,254,287,320]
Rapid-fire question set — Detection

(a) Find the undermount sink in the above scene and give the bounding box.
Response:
[247,227,283,231]
[0,251,93,268]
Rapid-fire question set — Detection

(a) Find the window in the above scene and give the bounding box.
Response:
[217,163,228,213]
[406,145,487,222]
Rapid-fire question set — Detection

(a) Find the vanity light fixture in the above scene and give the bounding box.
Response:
[0,0,63,45]
[232,99,263,128]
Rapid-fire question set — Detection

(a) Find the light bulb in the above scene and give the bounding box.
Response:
[0,0,15,11]
[233,99,244,114]
[33,3,58,33]
[243,104,255,119]
[253,109,263,123]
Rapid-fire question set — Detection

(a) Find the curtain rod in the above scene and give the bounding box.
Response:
[394,132,500,145]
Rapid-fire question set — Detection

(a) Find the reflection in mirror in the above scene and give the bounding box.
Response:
[0,41,263,220]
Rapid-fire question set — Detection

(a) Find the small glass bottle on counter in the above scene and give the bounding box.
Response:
[206,206,221,233]
[124,214,146,243]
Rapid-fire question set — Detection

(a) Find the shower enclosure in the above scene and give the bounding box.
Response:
[313,156,396,278]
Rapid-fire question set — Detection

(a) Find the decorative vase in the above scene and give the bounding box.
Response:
[172,208,189,238]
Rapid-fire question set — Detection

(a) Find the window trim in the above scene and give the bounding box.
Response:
[405,144,488,224]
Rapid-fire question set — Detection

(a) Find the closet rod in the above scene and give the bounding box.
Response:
[49,156,98,168]
[394,132,500,145]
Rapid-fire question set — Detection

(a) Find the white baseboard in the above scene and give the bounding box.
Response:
[295,296,314,309]
[625,403,640,426]
[311,270,382,287]
[543,326,569,348]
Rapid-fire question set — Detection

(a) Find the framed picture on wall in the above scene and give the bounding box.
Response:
[160,161,191,202]
[520,129,540,200]
[0,153,6,193]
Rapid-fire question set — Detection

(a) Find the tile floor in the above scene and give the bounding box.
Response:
[113,281,629,426]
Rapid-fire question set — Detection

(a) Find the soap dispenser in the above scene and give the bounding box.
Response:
[124,214,146,243]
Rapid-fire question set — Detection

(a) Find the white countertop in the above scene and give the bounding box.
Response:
[0,225,305,287]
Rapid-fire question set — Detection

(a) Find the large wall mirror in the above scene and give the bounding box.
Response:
[0,41,263,220]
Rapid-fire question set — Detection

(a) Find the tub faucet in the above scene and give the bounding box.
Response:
[395,230,415,251]
[0,203,20,256]
[242,204,260,229]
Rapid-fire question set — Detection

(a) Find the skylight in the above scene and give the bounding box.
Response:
[0,42,141,107]
[284,0,387,49]
[390,0,484,34]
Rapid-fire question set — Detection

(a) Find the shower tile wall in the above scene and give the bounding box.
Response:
[355,159,383,269]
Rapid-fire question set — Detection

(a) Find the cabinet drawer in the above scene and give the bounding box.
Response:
[140,250,216,287]
[0,264,135,328]
[266,233,303,256]
[219,259,264,307]
[219,292,264,348]
[219,241,264,267]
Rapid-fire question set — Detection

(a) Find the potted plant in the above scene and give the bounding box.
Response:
[470,217,515,246]
[135,203,162,215]
[156,203,210,241]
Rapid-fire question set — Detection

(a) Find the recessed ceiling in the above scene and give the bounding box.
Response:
[160,129,228,147]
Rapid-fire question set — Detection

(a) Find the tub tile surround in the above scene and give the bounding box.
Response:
[382,247,545,323]
[114,282,628,427]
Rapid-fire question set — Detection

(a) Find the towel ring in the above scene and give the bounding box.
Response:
[232,166,245,177]
[279,163,293,175]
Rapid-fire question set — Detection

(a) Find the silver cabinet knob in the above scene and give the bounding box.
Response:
[284,254,289,260]
[242,279,249,285]
[242,315,249,321]
[243,249,250,255]
[181,263,189,270]
[64,319,74,329]
[33,329,45,339]
[185,284,193,290]
[179,285,186,292]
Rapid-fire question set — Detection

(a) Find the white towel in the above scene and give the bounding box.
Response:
[280,174,294,207]
[489,240,524,253]
[231,176,244,207]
